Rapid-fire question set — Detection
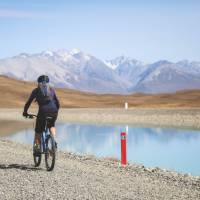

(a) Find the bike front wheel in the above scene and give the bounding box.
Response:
[33,152,42,167]
[45,135,56,171]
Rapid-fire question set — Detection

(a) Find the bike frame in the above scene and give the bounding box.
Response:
[40,126,48,153]
[40,120,50,153]
[28,113,56,171]
[27,114,50,154]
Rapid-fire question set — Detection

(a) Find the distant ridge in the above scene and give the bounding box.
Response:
[0,50,200,94]
[1,75,200,108]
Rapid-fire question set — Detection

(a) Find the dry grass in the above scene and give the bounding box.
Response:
[1,75,200,108]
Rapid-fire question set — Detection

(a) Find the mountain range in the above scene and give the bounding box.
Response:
[0,49,200,94]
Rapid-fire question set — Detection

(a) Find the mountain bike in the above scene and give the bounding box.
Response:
[27,114,56,171]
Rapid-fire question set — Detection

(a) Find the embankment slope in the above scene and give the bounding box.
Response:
[1,75,200,108]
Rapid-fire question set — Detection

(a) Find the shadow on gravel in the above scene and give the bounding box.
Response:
[0,164,42,171]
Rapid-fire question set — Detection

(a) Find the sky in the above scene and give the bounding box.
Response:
[0,0,200,62]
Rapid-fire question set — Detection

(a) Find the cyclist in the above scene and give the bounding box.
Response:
[23,75,60,153]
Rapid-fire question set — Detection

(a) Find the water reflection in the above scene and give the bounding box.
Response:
[4,123,200,175]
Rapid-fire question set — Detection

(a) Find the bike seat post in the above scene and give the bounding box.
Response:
[45,117,51,132]
[45,117,53,132]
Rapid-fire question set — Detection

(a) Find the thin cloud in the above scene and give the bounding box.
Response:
[0,9,50,19]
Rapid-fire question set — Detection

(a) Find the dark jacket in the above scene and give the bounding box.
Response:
[23,87,60,114]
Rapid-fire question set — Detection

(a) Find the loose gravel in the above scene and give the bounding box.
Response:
[0,140,200,200]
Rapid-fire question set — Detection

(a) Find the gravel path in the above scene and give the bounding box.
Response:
[1,108,200,129]
[0,140,200,200]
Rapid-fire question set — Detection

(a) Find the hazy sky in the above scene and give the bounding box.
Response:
[0,0,200,62]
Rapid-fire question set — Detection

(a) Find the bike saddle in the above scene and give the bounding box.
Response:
[46,116,53,119]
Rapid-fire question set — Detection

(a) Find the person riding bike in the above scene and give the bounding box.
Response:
[23,75,60,153]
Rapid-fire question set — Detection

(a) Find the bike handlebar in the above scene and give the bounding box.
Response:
[26,114,37,119]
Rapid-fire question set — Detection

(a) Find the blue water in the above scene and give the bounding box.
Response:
[4,123,200,175]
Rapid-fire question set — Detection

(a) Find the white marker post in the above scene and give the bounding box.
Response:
[125,102,128,110]
[125,125,129,135]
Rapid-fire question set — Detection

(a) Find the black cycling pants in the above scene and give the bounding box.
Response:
[35,112,58,133]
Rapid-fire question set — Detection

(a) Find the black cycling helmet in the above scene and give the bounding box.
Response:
[37,75,49,83]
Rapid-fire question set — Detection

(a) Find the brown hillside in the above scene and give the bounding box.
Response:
[0,75,200,108]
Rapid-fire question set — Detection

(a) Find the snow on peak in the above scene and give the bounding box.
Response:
[54,49,73,61]
[70,48,81,55]
[71,50,92,62]
[16,53,30,58]
[104,56,127,69]
[112,56,129,65]
[105,56,143,69]
[103,60,117,69]
[41,50,54,57]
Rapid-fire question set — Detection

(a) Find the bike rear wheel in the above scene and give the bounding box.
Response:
[45,135,56,171]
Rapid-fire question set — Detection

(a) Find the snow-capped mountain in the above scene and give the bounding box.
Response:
[0,49,200,94]
[130,60,200,93]
[112,56,148,87]
[0,50,129,93]
[104,56,129,69]
[105,58,200,93]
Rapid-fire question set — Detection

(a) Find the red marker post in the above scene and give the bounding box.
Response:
[121,132,127,166]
